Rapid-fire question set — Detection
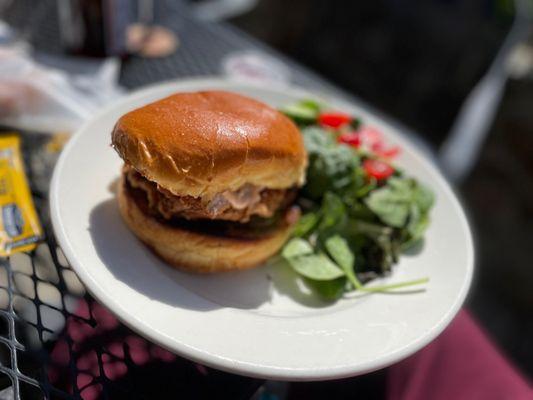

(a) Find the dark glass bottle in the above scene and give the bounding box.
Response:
[57,0,132,57]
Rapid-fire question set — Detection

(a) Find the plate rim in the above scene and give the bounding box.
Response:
[50,77,475,381]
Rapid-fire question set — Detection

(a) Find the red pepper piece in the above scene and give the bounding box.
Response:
[358,126,383,147]
[338,132,361,147]
[363,159,394,180]
[378,145,401,159]
[318,112,352,129]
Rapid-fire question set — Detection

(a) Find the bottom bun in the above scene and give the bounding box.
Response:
[117,176,292,273]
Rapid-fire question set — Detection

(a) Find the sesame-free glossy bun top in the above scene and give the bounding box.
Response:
[111,90,307,198]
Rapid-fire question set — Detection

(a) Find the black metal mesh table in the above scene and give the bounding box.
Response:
[0,1,385,399]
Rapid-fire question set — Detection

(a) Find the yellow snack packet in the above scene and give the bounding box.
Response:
[0,134,43,256]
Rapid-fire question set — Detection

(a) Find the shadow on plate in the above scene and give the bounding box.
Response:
[89,199,220,312]
[89,198,343,313]
[264,259,338,309]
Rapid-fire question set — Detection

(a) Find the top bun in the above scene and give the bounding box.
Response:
[111,90,307,198]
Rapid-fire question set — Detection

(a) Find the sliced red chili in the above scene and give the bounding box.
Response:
[338,132,361,147]
[363,159,394,180]
[318,112,352,129]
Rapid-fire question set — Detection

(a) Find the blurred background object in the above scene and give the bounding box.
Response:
[182,0,260,21]
[0,0,531,398]
[439,0,531,182]
[57,0,177,58]
[57,0,131,57]
[0,46,123,132]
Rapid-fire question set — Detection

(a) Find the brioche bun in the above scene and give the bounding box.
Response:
[118,176,293,273]
[112,90,307,199]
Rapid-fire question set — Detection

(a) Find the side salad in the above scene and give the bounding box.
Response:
[279,100,435,300]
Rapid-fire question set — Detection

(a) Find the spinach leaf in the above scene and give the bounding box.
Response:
[364,177,433,250]
[285,253,345,281]
[348,219,394,238]
[402,206,430,250]
[364,177,412,227]
[325,235,353,271]
[304,277,346,301]
[302,127,359,199]
[325,235,362,289]
[282,238,313,258]
[413,183,435,213]
[319,192,346,230]
[292,212,320,238]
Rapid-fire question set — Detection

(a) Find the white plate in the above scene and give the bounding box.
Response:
[50,78,474,381]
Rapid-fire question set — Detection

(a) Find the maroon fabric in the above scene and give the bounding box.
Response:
[387,310,532,400]
[50,302,532,399]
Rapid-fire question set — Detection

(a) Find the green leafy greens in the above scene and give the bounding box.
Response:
[301,127,359,200]
[279,100,435,301]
